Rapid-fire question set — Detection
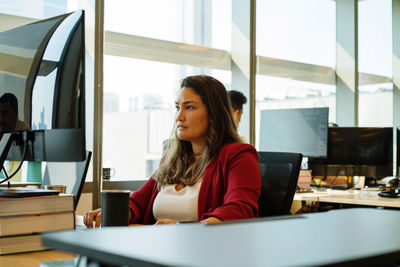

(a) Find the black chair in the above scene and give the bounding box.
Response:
[258,151,303,217]
[41,151,92,209]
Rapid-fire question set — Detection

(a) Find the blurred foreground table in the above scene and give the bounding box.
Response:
[43,208,400,266]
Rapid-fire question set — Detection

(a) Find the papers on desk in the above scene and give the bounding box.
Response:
[326,189,356,194]
[298,170,312,190]
[40,258,79,267]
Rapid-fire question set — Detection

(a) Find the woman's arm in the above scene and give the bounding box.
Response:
[129,178,157,224]
[201,145,262,221]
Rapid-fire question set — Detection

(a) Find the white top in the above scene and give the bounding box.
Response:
[153,180,202,222]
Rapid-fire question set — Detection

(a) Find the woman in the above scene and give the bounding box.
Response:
[85,75,261,227]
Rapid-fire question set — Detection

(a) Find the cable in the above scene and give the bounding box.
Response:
[2,166,8,179]
[327,167,341,186]
[75,255,82,266]
[0,136,28,185]
[2,166,9,188]
[322,165,327,181]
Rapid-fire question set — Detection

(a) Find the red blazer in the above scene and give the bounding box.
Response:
[129,143,261,224]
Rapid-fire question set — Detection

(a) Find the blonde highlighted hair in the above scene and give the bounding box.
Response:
[154,75,242,188]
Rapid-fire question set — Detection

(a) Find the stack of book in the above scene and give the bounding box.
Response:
[297,169,313,192]
[0,194,75,255]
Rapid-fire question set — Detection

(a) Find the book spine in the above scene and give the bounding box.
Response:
[0,234,46,255]
[0,195,74,217]
[0,211,75,237]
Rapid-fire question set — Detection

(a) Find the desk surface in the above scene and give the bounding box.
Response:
[294,189,400,207]
[43,208,400,267]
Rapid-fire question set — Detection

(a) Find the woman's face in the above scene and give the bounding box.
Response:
[175,87,209,146]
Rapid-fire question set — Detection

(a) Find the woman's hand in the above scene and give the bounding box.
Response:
[84,208,102,228]
[201,217,222,224]
[155,219,178,225]
[154,217,221,225]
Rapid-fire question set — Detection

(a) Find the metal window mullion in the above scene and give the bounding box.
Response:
[393,0,400,175]
[93,0,104,209]
[336,0,358,127]
[231,0,256,145]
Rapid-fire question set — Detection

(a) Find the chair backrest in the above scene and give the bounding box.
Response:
[258,151,303,217]
[41,151,92,209]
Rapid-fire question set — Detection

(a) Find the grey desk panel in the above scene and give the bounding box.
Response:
[43,209,400,267]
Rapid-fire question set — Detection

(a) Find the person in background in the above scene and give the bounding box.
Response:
[0,93,30,132]
[227,90,247,142]
[85,75,261,227]
[0,92,32,182]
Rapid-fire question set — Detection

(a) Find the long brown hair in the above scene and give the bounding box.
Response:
[154,75,242,188]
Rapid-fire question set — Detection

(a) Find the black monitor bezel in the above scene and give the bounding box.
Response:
[309,127,393,178]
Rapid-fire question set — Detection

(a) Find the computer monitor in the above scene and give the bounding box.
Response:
[397,126,400,177]
[259,107,328,157]
[309,127,393,178]
[0,11,85,178]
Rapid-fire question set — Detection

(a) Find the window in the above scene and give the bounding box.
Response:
[358,0,392,127]
[256,0,335,67]
[105,0,231,50]
[255,0,335,149]
[255,75,335,148]
[103,1,232,180]
[103,55,230,180]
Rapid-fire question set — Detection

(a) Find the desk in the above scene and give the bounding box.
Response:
[294,189,400,208]
[43,208,400,266]
[0,250,75,267]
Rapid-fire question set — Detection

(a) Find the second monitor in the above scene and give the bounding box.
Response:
[308,127,393,178]
[259,107,329,158]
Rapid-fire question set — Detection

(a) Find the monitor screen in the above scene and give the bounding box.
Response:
[397,126,400,176]
[0,11,85,162]
[259,107,328,157]
[309,127,393,177]
[328,127,392,165]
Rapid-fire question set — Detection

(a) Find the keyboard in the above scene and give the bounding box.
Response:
[75,224,88,231]
[296,189,314,193]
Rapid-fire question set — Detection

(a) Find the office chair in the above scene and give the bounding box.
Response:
[41,151,92,209]
[258,151,303,217]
